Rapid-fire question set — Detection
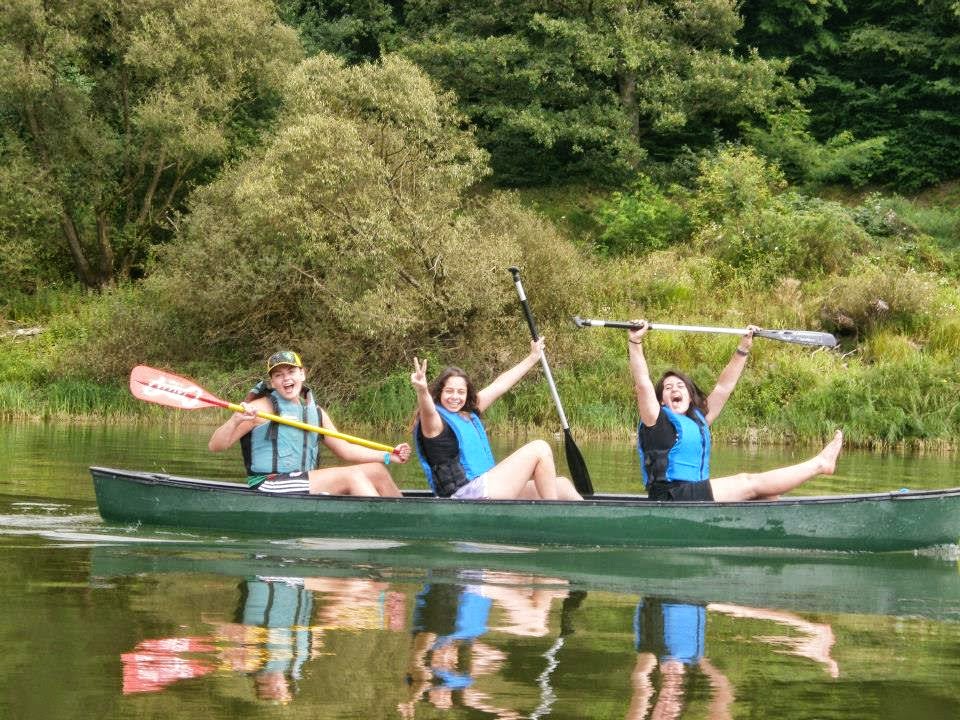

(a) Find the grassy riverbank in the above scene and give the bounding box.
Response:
[3,177,960,451]
[4,294,960,452]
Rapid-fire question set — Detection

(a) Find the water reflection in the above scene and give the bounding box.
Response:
[5,420,960,719]
[122,575,406,703]
[627,599,839,720]
[400,571,574,718]
[108,554,862,719]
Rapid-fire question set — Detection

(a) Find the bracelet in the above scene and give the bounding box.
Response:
[629,339,643,345]
[735,347,749,357]
[383,452,391,465]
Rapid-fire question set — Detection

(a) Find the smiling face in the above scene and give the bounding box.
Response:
[660,374,692,415]
[269,364,306,401]
[439,375,469,413]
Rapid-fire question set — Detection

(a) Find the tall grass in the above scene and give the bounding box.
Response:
[0,379,143,420]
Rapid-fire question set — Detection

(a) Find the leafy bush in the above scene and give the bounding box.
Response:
[692,176,870,285]
[743,108,886,187]
[818,263,936,339]
[690,145,786,222]
[593,176,692,255]
[852,192,958,271]
[70,54,590,392]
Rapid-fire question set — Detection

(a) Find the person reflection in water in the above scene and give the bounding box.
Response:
[398,570,571,719]
[627,597,839,720]
[213,576,406,703]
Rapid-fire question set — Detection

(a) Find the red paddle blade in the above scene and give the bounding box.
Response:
[129,365,226,410]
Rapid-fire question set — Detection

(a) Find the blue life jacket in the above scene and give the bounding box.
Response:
[242,386,321,475]
[414,406,496,497]
[634,599,706,665]
[637,406,710,486]
[240,579,313,678]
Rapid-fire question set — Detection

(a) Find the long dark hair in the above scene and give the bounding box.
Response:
[655,369,708,419]
[430,366,480,415]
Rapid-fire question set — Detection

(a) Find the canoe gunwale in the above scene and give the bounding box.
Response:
[89,466,960,509]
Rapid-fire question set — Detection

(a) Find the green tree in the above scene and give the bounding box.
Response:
[399,0,792,185]
[739,0,960,189]
[75,54,588,383]
[0,0,301,290]
[275,0,400,62]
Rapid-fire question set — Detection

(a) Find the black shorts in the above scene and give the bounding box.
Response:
[647,479,714,501]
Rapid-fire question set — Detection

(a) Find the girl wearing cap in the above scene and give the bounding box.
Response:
[410,339,582,501]
[628,320,843,501]
[209,350,410,497]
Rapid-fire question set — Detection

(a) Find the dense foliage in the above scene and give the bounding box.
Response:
[62,54,590,395]
[740,0,960,189]
[0,0,302,290]
[2,0,960,448]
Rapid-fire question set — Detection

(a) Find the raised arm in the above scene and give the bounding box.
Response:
[475,338,543,413]
[705,325,757,425]
[410,356,444,439]
[628,320,661,427]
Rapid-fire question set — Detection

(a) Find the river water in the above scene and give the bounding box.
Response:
[1,421,959,719]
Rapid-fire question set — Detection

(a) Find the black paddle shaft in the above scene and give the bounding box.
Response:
[508,267,594,496]
[509,267,542,340]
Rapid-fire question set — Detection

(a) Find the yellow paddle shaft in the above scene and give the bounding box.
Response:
[224,402,395,453]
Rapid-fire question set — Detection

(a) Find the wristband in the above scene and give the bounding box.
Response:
[383,452,391,465]
[629,339,643,345]
[735,347,749,357]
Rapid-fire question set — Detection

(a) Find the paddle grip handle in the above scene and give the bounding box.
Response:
[508,267,540,340]
[574,317,640,330]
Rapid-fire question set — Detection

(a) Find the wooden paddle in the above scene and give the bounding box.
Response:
[508,268,594,496]
[129,365,397,453]
[572,316,838,348]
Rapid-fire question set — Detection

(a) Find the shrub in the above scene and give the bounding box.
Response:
[70,54,590,393]
[690,145,786,223]
[593,176,692,255]
[818,263,936,339]
[694,193,870,285]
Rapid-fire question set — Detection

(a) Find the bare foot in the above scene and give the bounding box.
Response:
[817,430,843,475]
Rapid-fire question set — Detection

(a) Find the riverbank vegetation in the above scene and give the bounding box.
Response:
[2,0,959,450]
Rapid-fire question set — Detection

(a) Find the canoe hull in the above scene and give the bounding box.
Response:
[90,466,960,552]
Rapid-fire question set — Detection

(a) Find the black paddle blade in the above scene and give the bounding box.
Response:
[564,428,594,496]
[560,589,588,637]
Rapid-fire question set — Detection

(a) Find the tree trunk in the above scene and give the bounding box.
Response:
[58,206,115,289]
[617,67,640,144]
[60,210,100,289]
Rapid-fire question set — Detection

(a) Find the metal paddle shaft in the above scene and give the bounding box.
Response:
[508,268,594,496]
[129,364,396,453]
[572,316,838,348]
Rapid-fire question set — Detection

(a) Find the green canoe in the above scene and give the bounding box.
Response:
[90,466,960,552]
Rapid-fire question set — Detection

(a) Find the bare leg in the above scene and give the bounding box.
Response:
[710,430,843,502]
[651,660,686,720]
[698,657,734,720]
[356,462,403,497]
[517,476,583,501]
[482,440,561,500]
[626,652,657,720]
[307,466,380,496]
